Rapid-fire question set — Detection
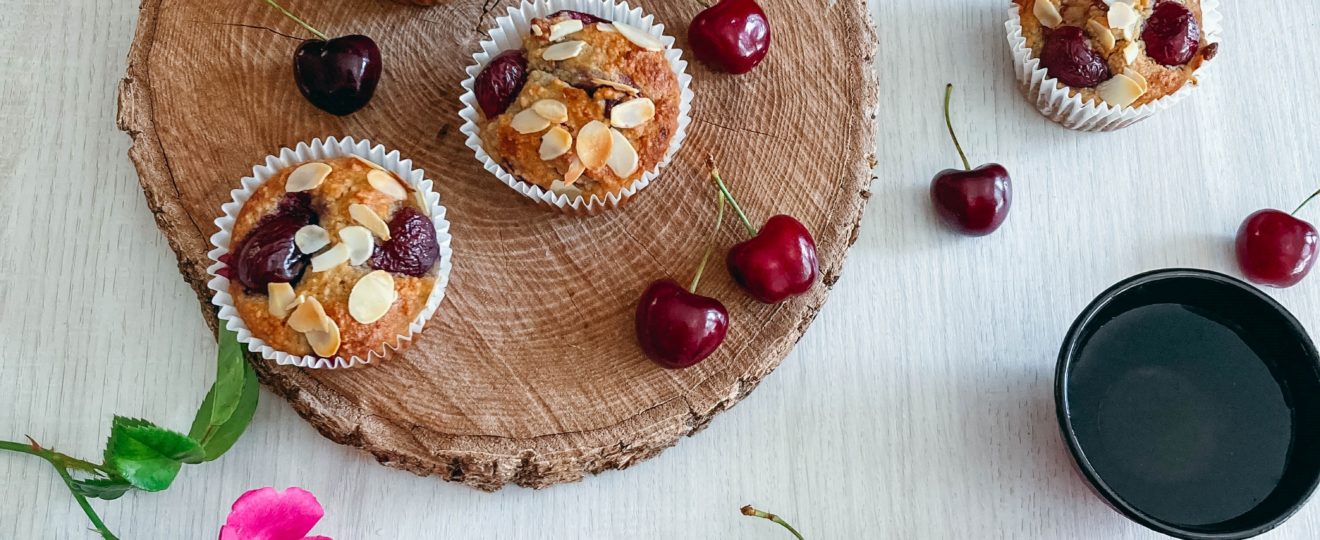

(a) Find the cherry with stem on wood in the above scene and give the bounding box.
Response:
[710,161,819,304]
[930,83,1012,237]
[1236,187,1320,288]
[262,0,381,116]
[688,0,772,74]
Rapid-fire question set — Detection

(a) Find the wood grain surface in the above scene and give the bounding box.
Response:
[7,0,1320,538]
[117,0,876,490]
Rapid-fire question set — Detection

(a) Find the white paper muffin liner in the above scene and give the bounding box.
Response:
[206,137,454,370]
[459,0,694,214]
[1006,0,1222,132]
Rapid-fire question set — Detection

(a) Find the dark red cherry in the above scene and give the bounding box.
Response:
[710,167,818,304]
[688,0,771,75]
[1142,1,1201,66]
[1236,209,1318,288]
[475,50,528,118]
[1039,25,1110,88]
[293,35,381,116]
[930,85,1011,237]
[369,206,440,277]
[635,280,729,369]
[548,10,607,24]
[232,194,317,292]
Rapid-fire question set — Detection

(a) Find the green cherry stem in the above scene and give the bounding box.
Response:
[741,505,805,540]
[708,162,757,236]
[261,0,329,41]
[1291,187,1320,216]
[0,439,118,540]
[944,83,972,172]
[689,187,727,293]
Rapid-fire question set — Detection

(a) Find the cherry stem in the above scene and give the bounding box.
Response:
[944,83,972,172]
[1292,187,1320,216]
[708,162,758,236]
[689,187,726,293]
[741,505,805,540]
[261,0,329,41]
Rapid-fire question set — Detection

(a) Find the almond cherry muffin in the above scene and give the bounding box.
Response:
[1015,0,1217,108]
[473,10,681,201]
[222,156,440,361]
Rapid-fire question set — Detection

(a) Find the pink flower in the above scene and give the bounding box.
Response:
[219,487,332,540]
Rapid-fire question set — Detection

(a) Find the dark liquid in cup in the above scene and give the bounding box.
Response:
[1068,303,1293,528]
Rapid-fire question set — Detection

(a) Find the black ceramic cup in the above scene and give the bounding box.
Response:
[1056,268,1320,539]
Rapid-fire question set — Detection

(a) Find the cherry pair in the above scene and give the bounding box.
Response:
[636,166,818,369]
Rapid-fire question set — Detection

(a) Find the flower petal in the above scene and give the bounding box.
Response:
[222,487,326,540]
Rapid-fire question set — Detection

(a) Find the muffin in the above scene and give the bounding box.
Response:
[1014,0,1217,108]
[221,156,441,363]
[469,9,682,204]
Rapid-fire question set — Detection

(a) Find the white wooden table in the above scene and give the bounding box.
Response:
[3,1,1318,538]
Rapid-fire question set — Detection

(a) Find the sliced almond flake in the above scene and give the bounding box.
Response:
[1033,0,1063,29]
[305,318,341,357]
[531,99,569,123]
[349,270,398,324]
[339,225,375,266]
[267,282,297,318]
[549,179,584,199]
[606,128,638,178]
[575,120,613,169]
[1123,41,1141,65]
[350,155,386,171]
[540,126,573,161]
[349,203,391,240]
[367,170,407,200]
[543,40,587,61]
[510,108,552,134]
[597,23,616,33]
[310,242,350,272]
[1096,74,1144,108]
[294,225,331,254]
[1107,3,1140,36]
[287,296,331,333]
[549,19,584,41]
[590,78,640,94]
[286,162,332,192]
[531,25,544,37]
[609,98,655,129]
[564,158,587,185]
[1123,67,1150,93]
[414,191,431,216]
[1086,20,1116,52]
[613,22,664,51]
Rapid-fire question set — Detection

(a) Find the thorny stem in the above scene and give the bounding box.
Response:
[689,187,727,293]
[0,439,118,540]
[944,84,972,171]
[708,158,757,236]
[741,505,805,540]
[1292,187,1320,216]
[261,0,329,41]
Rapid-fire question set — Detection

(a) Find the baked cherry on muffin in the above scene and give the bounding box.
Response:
[223,156,440,361]
[1015,0,1217,108]
[473,10,681,201]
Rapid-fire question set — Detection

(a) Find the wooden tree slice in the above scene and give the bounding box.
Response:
[117,0,877,490]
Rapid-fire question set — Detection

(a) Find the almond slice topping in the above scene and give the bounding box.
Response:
[267,282,297,318]
[1123,67,1150,93]
[590,78,640,94]
[1107,2,1140,38]
[349,204,391,240]
[606,128,638,178]
[610,98,655,129]
[564,158,587,185]
[542,40,587,61]
[414,191,431,216]
[576,120,613,169]
[597,23,616,33]
[1123,41,1141,65]
[1086,20,1116,52]
[540,126,573,161]
[286,162,332,192]
[310,242,350,272]
[367,170,407,200]
[349,270,398,324]
[549,179,584,199]
[339,225,375,266]
[613,22,664,51]
[305,318,341,357]
[294,225,331,254]
[288,296,332,333]
[510,107,552,134]
[1033,0,1063,29]
[1096,73,1144,108]
[350,155,386,171]
[532,99,569,123]
[549,19,584,41]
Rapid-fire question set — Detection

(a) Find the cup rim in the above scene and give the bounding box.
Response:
[1055,268,1320,539]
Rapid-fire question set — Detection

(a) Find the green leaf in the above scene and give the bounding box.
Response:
[71,477,134,501]
[188,358,260,461]
[102,417,204,491]
[210,326,246,427]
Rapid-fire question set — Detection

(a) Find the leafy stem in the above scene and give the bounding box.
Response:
[741,505,805,540]
[0,440,118,540]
